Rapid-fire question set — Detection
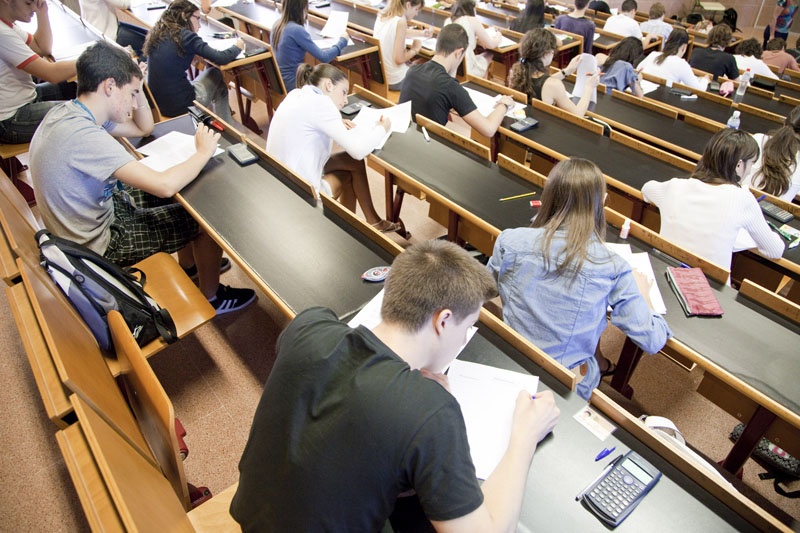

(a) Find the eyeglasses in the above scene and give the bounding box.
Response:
[190,14,201,22]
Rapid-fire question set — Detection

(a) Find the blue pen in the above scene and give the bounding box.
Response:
[595,446,615,461]
[757,194,766,202]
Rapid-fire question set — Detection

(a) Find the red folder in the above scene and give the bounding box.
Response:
[665,267,724,317]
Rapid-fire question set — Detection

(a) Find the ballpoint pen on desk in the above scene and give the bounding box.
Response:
[650,248,690,268]
[575,454,623,501]
[421,126,431,142]
[595,446,616,461]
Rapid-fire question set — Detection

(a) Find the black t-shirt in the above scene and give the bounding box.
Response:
[399,60,478,125]
[689,47,740,80]
[230,307,484,532]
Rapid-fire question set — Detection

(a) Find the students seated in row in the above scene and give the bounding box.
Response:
[554,0,595,54]
[399,24,515,137]
[734,39,779,82]
[693,14,714,33]
[508,28,599,116]
[272,0,349,90]
[266,64,399,232]
[231,239,560,530]
[638,28,711,90]
[30,42,256,314]
[0,0,77,144]
[744,105,800,202]
[642,128,785,271]
[78,0,148,58]
[488,158,670,401]
[689,24,739,82]
[511,0,545,34]
[598,36,644,96]
[639,3,673,48]
[144,0,242,122]
[762,37,800,75]
[374,0,431,92]
[603,0,655,47]
[447,0,502,79]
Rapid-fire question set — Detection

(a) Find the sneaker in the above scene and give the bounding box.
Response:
[209,284,256,315]
[183,257,231,281]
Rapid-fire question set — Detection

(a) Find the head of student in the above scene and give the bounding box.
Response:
[766,37,787,51]
[656,28,689,64]
[648,2,665,20]
[604,37,643,70]
[450,0,477,19]
[519,0,546,26]
[296,63,349,107]
[574,0,590,10]
[692,128,759,185]
[435,22,469,57]
[531,158,607,277]
[142,0,200,56]
[77,41,142,95]
[273,0,309,52]
[754,105,800,196]
[620,0,637,14]
[735,38,763,58]
[380,240,497,369]
[379,0,424,20]
[707,23,732,49]
[508,28,557,95]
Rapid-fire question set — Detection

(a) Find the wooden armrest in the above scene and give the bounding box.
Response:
[415,114,491,161]
[739,279,800,325]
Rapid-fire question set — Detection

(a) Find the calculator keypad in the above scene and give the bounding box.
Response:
[588,468,644,519]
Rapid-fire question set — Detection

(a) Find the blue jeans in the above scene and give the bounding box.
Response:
[0,81,75,144]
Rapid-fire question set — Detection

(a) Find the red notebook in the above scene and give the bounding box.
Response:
[665,267,724,317]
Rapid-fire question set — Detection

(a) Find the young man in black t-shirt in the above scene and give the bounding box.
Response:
[230,240,560,532]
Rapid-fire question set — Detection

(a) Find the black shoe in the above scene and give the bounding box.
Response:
[183,257,231,281]
[210,284,256,315]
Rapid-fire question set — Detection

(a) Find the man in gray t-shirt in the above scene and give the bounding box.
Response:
[30,41,255,315]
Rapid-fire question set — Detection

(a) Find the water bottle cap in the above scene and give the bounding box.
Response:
[733,110,740,117]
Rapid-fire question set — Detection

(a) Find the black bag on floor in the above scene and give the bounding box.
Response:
[730,423,800,498]
[36,229,178,353]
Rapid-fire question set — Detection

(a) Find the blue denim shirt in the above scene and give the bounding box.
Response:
[487,227,671,395]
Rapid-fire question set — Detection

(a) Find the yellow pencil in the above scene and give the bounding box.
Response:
[499,191,536,202]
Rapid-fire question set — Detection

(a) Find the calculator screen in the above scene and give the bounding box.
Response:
[621,458,653,484]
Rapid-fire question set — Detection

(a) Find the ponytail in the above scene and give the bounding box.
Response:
[295,62,347,89]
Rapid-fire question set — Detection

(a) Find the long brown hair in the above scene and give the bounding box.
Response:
[142,0,196,57]
[508,28,557,98]
[752,106,800,196]
[655,28,689,65]
[295,62,347,89]
[692,128,759,185]
[531,158,607,278]
[272,0,308,54]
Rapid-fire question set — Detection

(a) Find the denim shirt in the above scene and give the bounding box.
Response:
[487,227,671,372]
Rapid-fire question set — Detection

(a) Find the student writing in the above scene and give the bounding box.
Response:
[373,0,431,91]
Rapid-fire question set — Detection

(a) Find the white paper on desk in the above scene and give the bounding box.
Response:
[593,33,600,41]
[639,79,659,95]
[137,131,223,170]
[354,101,411,133]
[606,243,667,315]
[319,10,349,37]
[420,37,438,50]
[448,359,539,480]
[212,0,238,6]
[570,53,598,103]
[130,0,153,8]
[496,35,515,49]
[552,4,569,11]
[52,41,94,62]
[463,87,523,117]
[314,36,354,48]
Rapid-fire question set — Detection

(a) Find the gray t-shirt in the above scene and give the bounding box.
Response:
[30,100,133,254]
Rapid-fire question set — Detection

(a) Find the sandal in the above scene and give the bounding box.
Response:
[600,358,617,378]
[371,219,402,233]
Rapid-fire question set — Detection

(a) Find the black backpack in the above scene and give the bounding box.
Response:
[36,229,178,353]
[721,8,739,32]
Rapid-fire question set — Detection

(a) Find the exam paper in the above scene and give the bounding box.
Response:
[420,37,438,50]
[569,53,598,103]
[606,243,667,314]
[351,102,410,150]
[639,79,659,95]
[496,35,516,49]
[464,87,524,118]
[137,131,223,171]
[52,41,94,62]
[448,359,539,479]
[319,11,349,38]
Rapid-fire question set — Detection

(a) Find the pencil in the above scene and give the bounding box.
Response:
[499,191,536,202]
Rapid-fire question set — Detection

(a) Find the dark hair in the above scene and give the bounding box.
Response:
[655,27,688,65]
[436,23,469,55]
[692,128,759,185]
[735,38,763,58]
[707,24,732,48]
[77,41,142,95]
[295,62,347,88]
[381,240,497,332]
[796,35,800,49]
[753,106,800,196]
[603,36,643,72]
[531,158,607,278]
[620,0,637,13]
[450,0,476,20]
[766,37,787,51]
[648,2,665,19]
[142,0,197,57]
[511,0,545,32]
[574,0,589,9]
[273,0,308,54]
[508,28,557,98]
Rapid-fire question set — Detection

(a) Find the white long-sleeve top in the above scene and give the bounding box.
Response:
[79,0,130,40]
[734,55,779,80]
[266,85,385,194]
[638,52,708,90]
[641,177,785,270]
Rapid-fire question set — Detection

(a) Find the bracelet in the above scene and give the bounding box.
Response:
[560,69,567,78]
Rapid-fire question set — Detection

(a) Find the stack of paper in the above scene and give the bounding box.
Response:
[464,87,524,118]
[137,131,223,172]
[605,243,667,314]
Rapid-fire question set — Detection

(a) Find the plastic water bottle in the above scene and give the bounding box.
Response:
[726,110,741,130]
[733,68,751,103]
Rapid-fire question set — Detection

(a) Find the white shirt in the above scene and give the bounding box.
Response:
[0,21,38,121]
[640,18,673,45]
[603,14,643,39]
[734,55,779,80]
[641,177,784,270]
[743,132,800,202]
[79,0,130,40]
[374,15,408,86]
[266,85,386,195]
[638,52,708,90]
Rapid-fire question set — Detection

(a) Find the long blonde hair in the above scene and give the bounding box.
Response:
[531,158,607,278]
[378,0,423,21]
